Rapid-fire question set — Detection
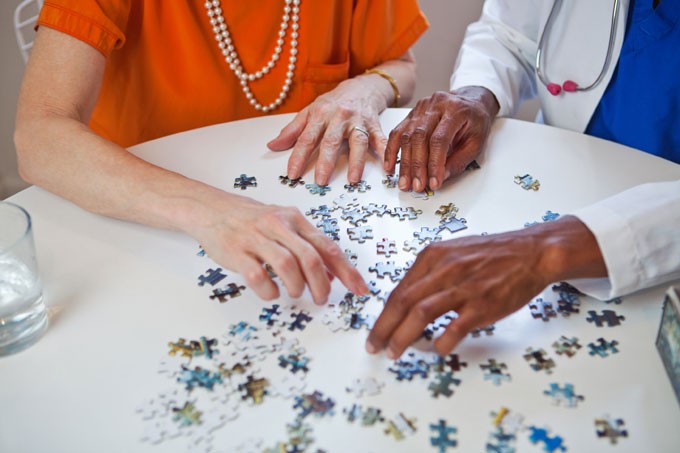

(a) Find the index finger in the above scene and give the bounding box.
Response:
[267,108,309,151]
[287,120,326,179]
[365,255,434,353]
[434,308,484,355]
[297,217,369,296]
[384,116,410,174]
[314,119,346,185]
[427,115,463,190]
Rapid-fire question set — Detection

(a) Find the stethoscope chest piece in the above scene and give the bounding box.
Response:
[536,0,621,96]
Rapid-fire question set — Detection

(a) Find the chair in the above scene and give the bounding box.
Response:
[14,0,44,63]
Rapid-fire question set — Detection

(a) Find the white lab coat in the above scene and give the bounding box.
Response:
[450,0,680,299]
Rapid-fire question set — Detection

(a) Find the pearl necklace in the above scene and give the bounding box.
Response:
[204,0,300,112]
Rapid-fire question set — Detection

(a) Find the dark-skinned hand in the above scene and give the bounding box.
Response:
[365,217,608,358]
[383,86,499,192]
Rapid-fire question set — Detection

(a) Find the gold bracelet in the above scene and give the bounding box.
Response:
[365,68,400,107]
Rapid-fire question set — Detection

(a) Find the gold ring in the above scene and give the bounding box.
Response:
[351,125,369,138]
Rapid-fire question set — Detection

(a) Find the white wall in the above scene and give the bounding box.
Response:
[0,0,534,198]
[411,0,484,103]
[411,1,538,119]
[1,0,30,198]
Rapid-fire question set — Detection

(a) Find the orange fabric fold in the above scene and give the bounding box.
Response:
[38,1,428,147]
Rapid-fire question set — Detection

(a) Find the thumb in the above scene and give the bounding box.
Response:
[443,138,483,180]
[267,109,309,151]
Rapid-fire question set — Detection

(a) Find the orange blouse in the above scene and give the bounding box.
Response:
[37,0,428,147]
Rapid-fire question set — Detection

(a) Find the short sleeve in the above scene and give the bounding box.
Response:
[349,0,429,76]
[37,0,131,57]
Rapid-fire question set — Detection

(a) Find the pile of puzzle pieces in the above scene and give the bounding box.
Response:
[134,170,632,452]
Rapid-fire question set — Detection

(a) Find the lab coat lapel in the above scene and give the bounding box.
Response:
[537,0,629,132]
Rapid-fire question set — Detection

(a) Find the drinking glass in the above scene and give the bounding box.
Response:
[0,202,47,356]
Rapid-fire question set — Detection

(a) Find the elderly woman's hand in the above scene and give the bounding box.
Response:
[268,51,416,185]
[190,191,368,304]
[267,76,389,185]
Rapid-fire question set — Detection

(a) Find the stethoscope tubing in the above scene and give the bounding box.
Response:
[535,0,621,93]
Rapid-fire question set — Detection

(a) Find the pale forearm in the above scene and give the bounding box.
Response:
[14,26,234,236]
[14,114,237,236]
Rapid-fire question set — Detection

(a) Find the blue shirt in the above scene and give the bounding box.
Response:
[586,0,680,164]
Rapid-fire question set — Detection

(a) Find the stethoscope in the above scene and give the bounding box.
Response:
[536,0,622,96]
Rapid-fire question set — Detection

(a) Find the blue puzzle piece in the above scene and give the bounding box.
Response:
[293,391,335,419]
[514,174,540,190]
[542,210,560,222]
[349,313,375,330]
[258,304,281,326]
[586,309,625,327]
[209,283,246,302]
[279,175,305,188]
[486,428,516,453]
[429,419,458,452]
[316,217,340,240]
[588,337,619,357]
[177,365,223,391]
[343,180,371,193]
[428,371,461,398]
[234,174,257,190]
[388,357,429,381]
[543,382,584,407]
[228,321,257,340]
[197,268,227,286]
[278,350,310,374]
[480,359,511,385]
[305,183,331,196]
[306,204,334,219]
[527,426,566,452]
[439,216,468,233]
[288,310,313,331]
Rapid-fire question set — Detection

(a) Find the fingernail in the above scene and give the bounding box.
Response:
[386,347,398,360]
[413,177,421,192]
[430,177,438,189]
[365,341,377,354]
[444,170,451,180]
[398,175,408,190]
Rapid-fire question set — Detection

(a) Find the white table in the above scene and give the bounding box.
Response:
[1,110,679,452]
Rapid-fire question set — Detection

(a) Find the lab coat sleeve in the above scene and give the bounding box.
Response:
[450,0,542,117]
[568,180,680,299]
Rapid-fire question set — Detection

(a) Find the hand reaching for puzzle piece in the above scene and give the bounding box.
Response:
[366,216,607,357]
[187,191,368,305]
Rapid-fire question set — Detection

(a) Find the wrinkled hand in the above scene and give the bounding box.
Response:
[384,86,499,193]
[268,77,388,185]
[366,217,607,357]
[192,194,368,304]
[365,231,552,358]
